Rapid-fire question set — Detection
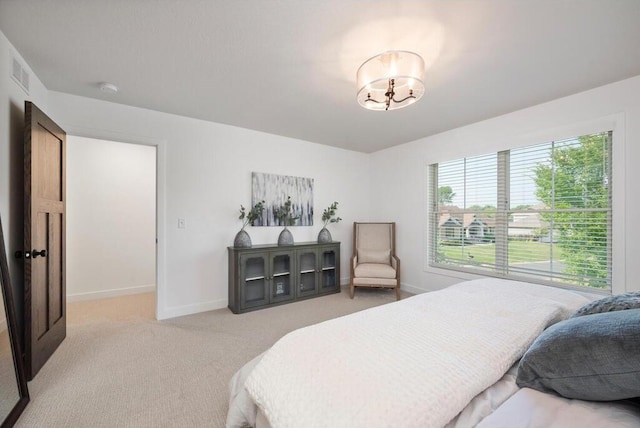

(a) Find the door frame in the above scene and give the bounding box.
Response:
[62,126,167,320]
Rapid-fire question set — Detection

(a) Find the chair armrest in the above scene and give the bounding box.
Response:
[350,255,358,282]
[391,255,399,270]
[391,255,400,284]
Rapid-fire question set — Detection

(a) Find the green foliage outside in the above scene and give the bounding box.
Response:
[467,205,496,218]
[439,241,558,265]
[438,186,456,204]
[533,134,610,288]
[512,204,533,211]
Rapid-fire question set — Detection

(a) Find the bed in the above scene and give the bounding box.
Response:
[226,278,640,428]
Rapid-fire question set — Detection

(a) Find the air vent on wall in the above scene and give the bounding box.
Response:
[11,56,30,94]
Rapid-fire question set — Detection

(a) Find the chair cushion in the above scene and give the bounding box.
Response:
[516,309,640,401]
[357,223,391,250]
[352,277,398,287]
[358,249,390,265]
[354,263,396,279]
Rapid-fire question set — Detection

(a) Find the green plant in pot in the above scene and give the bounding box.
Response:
[318,201,341,243]
[234,200,264,248]
[275,196,299,246]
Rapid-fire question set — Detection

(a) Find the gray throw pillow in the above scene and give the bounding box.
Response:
[516,309,640,401]
[572,292,640,317]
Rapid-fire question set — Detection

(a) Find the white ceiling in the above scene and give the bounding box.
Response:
[1,1,640,153]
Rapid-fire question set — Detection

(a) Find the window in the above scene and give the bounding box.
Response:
[428,131,612,291]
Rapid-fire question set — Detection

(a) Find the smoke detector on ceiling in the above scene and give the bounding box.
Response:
[99,82,119,94]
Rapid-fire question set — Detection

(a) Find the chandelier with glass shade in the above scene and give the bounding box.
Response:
[356,50,425,111]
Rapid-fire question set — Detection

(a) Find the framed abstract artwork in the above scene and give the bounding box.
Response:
[251,172,314,226]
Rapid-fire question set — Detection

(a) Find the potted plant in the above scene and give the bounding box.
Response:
[318,201,341,243]
[234,200,264,248]
[275,196,299,246]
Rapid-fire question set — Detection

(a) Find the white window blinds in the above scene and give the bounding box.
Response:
[429,131,612,292]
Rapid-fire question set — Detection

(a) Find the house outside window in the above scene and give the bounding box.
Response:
[428,131,612,292]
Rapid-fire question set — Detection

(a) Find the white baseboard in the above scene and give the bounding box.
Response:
[157,298,229,320]
[157,283,425,320]
[341,276,428,296]
[400,282,429,295]
[67,284,156,303]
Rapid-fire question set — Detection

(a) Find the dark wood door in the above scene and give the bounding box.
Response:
[24,101,66,380]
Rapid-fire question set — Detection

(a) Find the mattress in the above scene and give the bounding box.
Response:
[476,388,640,427]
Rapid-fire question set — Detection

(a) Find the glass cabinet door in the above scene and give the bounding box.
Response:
[239,254,268,309]
[297,249,318,297]
[319,247,339,293]
[270,251,294,303]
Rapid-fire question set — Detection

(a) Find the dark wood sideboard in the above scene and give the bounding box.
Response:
[228,241,340,314]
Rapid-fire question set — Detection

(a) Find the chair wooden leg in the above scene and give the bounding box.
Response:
[350,284,355,299]
[395,286,401,301]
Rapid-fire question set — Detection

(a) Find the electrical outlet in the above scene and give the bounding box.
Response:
[177,217,186,229]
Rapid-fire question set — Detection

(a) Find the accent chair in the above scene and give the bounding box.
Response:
[350,222,400,300]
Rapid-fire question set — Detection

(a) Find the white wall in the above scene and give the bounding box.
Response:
[48,92,372,319]
[5,23,636,321]
[0,30,50,342]
[369,75,640,296]
[66,136,156,301]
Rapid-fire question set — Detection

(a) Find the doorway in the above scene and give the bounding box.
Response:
[65,136,157,322]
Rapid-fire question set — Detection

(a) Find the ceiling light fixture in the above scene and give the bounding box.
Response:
[356,50,425,111]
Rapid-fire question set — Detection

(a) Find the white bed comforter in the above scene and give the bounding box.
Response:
[244,279,590,428]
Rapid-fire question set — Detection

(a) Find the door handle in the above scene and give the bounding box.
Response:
[14,250,47,259]
[32,249,47,259]
[14,250,39,259]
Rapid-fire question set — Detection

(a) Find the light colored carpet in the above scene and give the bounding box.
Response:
[66,292,157,324]
[17,287,406,427]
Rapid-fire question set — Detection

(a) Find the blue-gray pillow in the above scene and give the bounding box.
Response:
[572,292,640,318]
[516,309,640,401]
